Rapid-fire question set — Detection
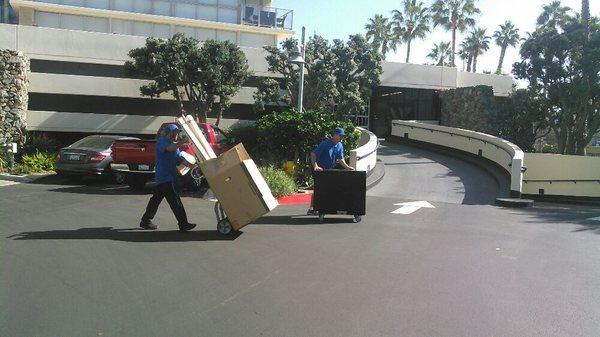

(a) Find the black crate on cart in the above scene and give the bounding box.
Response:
[313,170,366,222]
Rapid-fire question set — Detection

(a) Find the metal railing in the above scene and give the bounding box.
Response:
[241,5,293,30]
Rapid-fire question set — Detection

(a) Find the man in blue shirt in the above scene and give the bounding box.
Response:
[308,127,354,214]
[311,127,354,171]
[140,124,197,232]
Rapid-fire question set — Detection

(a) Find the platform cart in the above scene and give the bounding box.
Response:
[313,169,366,223]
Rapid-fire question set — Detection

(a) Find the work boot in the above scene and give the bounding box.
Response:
[178,222,197,232]
[140,219,158,230]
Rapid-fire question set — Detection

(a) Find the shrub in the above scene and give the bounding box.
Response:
[0,149,7,173]
[254,108,359,164]
[259,165,297,197]
[11,163,34,175]
[542,144,557,153]
[20,132,63,156]
[20,151,56,173]
[227,123,259,154]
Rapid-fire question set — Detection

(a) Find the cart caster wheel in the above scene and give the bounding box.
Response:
[217,218,232,235]
[318,214,325,223]
[353,215,362,223]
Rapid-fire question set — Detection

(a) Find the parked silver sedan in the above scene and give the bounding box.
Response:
[56,135,139,183]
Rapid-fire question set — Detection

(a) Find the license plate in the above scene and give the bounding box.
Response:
[69,154,81,161]
[138,164,150,170]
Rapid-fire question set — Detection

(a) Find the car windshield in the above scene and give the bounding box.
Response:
[70,136,119,149]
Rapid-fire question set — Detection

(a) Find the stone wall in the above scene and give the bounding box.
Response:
[439,85,497,134]
[0,49,29,146]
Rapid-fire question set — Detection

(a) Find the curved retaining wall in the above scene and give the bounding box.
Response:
[350,127,378,173]
[522,153,600,198]
[391,120,524,197]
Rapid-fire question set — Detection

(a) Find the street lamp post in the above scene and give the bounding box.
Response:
[288,26,306,112]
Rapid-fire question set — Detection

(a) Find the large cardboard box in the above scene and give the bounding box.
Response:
[200,144,278,230]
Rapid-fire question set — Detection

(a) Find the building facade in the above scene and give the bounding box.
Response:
[1,0,513,137]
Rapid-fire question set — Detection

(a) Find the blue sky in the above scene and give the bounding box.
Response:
[273,0,599,76]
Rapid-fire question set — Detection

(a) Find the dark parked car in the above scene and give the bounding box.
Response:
[56,135,139,183]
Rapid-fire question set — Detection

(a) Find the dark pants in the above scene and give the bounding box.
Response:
[142,181,188,225]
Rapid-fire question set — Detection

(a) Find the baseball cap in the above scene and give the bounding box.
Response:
[164,124,180,133]
[333,127,346,137]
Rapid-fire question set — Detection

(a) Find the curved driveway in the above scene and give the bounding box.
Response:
[368,141,509,204]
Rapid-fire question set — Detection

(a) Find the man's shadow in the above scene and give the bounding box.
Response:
[7,227,241,242]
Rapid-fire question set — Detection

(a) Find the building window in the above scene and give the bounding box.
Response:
[37,0,242,24]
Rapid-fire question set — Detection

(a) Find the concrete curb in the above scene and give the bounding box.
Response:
[0,172,54,183]
[366,161,385,190]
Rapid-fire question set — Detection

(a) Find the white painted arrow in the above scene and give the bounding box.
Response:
[391,201,435,215]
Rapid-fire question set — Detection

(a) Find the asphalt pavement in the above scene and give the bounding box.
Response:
[1,142,600,337]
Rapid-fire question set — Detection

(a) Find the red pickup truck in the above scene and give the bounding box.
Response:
[111,122,233,190]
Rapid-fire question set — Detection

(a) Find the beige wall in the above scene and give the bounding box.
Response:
[27,110,250,134]
[28,73,257,104]
[381,61,514,96]
[523,153,600,198]
[391,120,524,195]
[391,120,600,199]
[456,71,514,97]
[350,127,378,173]
[0,24,275,76]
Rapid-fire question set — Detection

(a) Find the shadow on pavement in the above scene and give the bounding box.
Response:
[378,141,508,205]
[252,215,356,225]
[511,203,600,234]
[48,184,153,195]
[7,227,241,242]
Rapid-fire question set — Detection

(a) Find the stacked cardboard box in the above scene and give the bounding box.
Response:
[177,115,278,231]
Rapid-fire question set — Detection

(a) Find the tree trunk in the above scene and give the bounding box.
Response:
[451,27,456,67]
[406,39,412,63]
[473,54,478,73]
[582,0,590,41]
[466,54,472,72]
[496,44,507,74]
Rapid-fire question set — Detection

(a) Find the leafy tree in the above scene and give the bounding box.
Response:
[430,0,480,67]
[466,27,490,72]
[427,41,452,66]
[365,14,397,58]
[391,0,431,63]
[493,21,520,74]
[254,34,382,122]
[513,11,600,154]
[536,0,571,28]
[125,34,250,125]
[494,89,550,152]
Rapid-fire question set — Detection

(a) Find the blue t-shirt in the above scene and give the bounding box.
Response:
[313,138,344,170]
[155,137,183,184]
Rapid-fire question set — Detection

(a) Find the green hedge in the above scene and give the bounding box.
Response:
[259,165,297,197]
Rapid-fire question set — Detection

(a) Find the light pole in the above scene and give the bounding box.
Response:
[288,26,306,112]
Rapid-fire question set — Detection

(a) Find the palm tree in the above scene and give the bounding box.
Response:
[365,14,396,58]
[582,0,590,40]
[430,0,480,67]
[493,21,520,74]
[427,41,452,66]
[467,27,490,73]
[458,40,470,71]
[391,0,431,63]
[536,0,571,28]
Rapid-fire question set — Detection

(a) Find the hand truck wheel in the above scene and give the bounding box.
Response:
[217,218,232,235]
[353,215,362,223]
[318,214,325,223]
